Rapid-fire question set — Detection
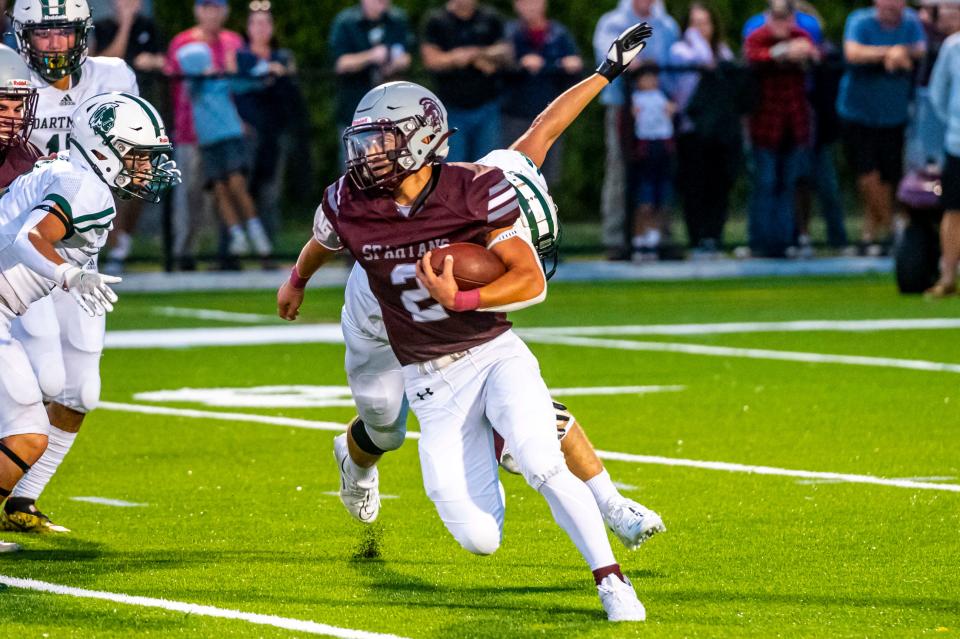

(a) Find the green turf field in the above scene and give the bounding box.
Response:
[2,275,959,638]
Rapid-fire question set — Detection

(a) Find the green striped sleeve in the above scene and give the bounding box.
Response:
[72,206,115,225]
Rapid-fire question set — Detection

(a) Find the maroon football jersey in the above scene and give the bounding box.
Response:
[0,142,42,189]
[323,163,523,365]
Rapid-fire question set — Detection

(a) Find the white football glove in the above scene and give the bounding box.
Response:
[54,263,121,317]
[158,154,183,186]
[597,22,654,81]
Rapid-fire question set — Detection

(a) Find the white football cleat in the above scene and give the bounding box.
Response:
[0,540,20,553]
[333,433,380,523]
[604,497,665,550]
[598,574,646,621]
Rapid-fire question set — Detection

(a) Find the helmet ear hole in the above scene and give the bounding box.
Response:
[92,149,108,161]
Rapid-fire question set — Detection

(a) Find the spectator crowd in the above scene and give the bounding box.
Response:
[31,0,960,295]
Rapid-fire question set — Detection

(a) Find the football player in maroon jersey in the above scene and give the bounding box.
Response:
[0,45,42,189]
[280,24,659,621]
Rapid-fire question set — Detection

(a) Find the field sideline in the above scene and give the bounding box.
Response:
[1,275,958,638]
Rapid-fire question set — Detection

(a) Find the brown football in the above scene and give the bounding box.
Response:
[430,242,506,290]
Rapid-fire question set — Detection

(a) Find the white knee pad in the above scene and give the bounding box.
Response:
[363,412,407,452]
[450,516,502,556]
[58,371,101,414]
[53,292,104,414]
[512,439,566,491]
[34,357,66,401]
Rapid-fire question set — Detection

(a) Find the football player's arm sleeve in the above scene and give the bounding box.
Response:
[313,193,344,252]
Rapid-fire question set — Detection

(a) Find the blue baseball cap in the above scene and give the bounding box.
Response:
[195,0,227,6]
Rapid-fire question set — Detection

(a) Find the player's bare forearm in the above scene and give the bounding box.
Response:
[478,236,545,308]
[416,239,544,311]
[509,74,608,168]
[278,239,335,322]
[27,212,69,264]
[296,238,335,279]
[27,231,65,266]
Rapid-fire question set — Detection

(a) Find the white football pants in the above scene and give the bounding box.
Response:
[402,330,570,555]
[12,288,104,413]
[0,307,50,439]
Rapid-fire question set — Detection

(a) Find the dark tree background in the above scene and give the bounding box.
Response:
[153,0,865,223]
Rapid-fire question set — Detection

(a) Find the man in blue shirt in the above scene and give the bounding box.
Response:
[837,0,925,255]
[592,0,678,260]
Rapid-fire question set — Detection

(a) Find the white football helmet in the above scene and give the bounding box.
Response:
[69,92,180,203]
[12,0,92,82]
[342,81,454,191]
[0,44,38,147]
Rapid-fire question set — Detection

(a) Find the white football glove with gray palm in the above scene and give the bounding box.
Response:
[54,263,121,317]
[158,154,183,186]
[597,22,655,81]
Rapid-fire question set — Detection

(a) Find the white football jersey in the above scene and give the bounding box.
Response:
[30,57,139,156]
[0,156,115,315]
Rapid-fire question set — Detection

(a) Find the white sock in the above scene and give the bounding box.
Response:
[11,427,77,501]
[644,229,662,247]
[346,453,375,482]
[539,469,616,570]
[585,469,621,516]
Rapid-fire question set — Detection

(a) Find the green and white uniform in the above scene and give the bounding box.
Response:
[0,155,114,439]
[30,57,139,157]
[14,56,136,411]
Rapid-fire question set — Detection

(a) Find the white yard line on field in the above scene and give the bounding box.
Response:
[519,333,960,374]
[70,497,148,507]
[521,318,960,337]
[98,401,347,433]
[321,491,400,500]
[103,317,960,351]
[97,402,960,493]
[0,576,409,639]
[152,306,282,324]
[594,450,960,493]
[104,324,345,349]
[549,385,685,396]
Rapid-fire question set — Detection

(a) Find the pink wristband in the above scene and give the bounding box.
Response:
[289,266,310,290]
[453,289,481,312]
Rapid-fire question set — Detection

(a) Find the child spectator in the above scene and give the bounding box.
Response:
[629,68,674,260]
[176,41,272,265]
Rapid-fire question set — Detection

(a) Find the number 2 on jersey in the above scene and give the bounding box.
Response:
[391,263,449,323]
